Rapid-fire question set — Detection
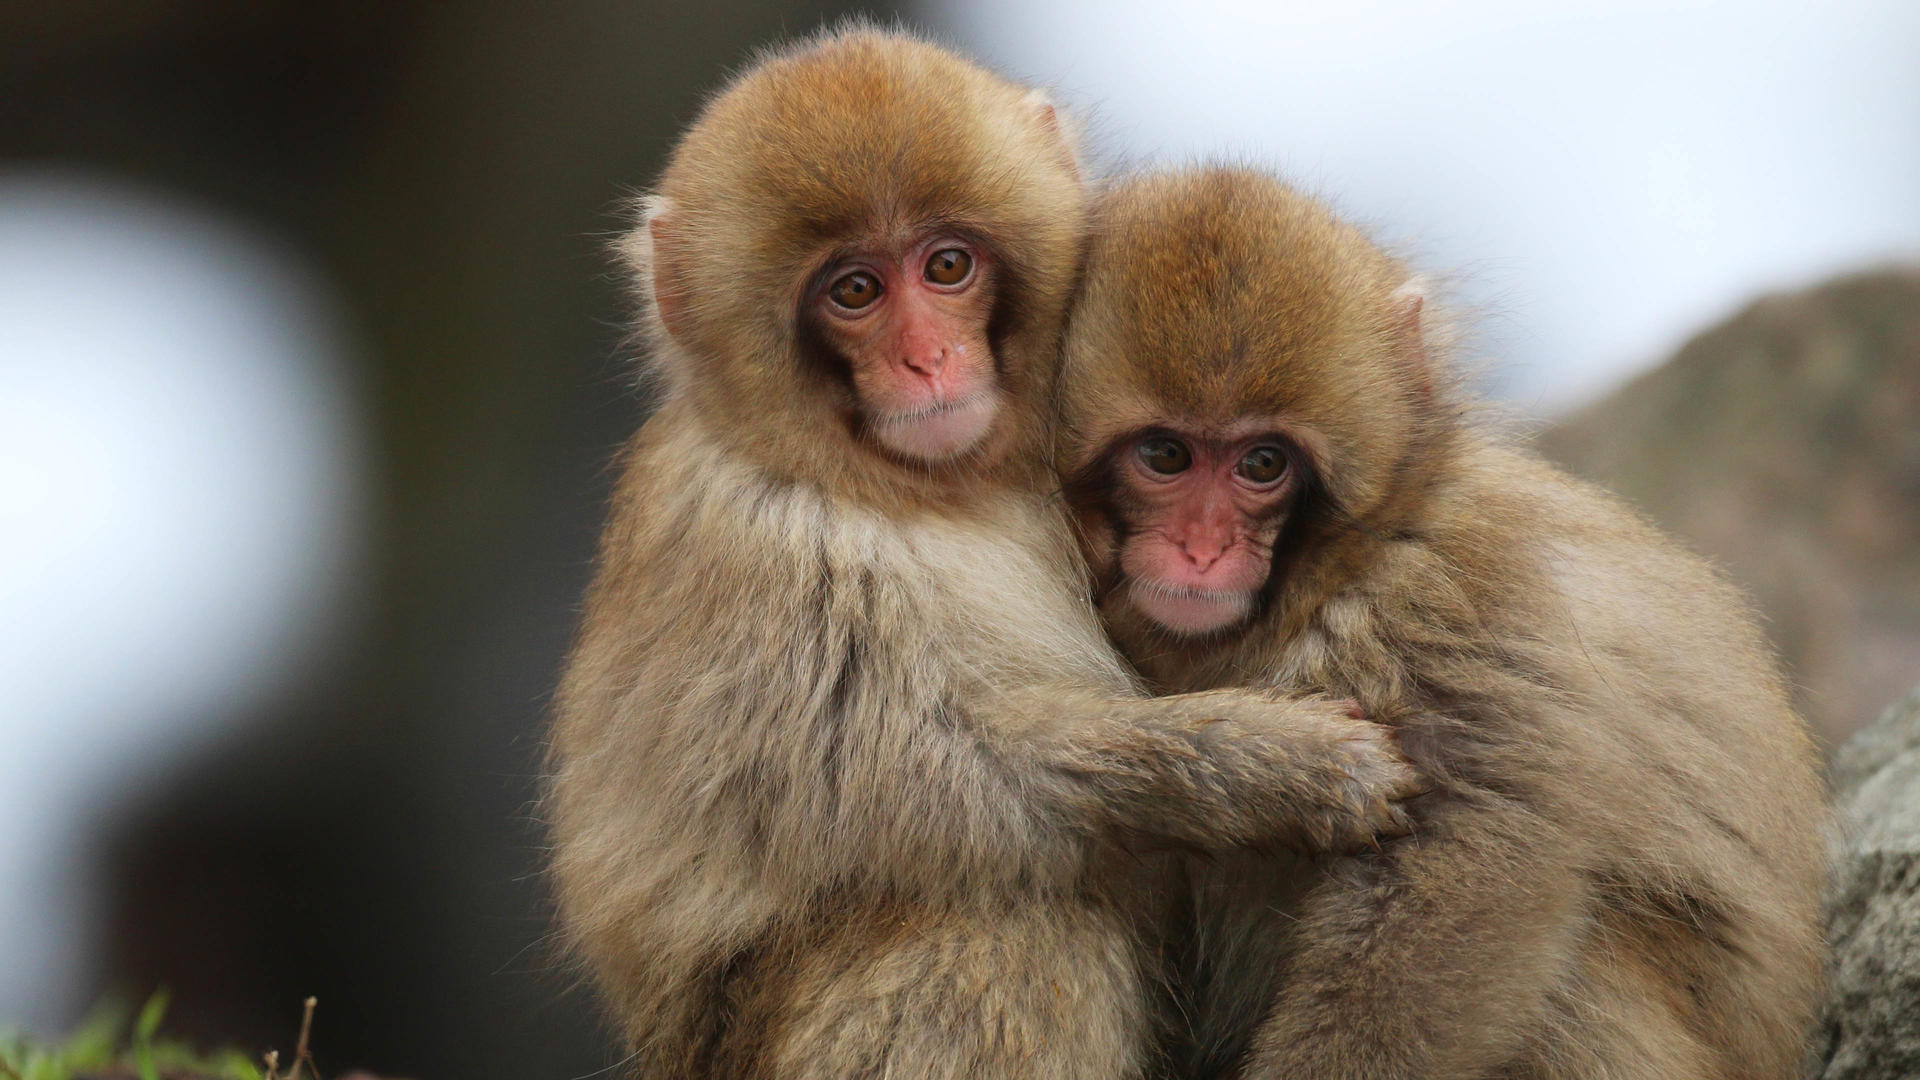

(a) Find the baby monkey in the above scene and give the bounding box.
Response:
[1058,167,1827,1080]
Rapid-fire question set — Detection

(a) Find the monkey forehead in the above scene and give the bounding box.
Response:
[660,28,1081,271]
[1071,167,1407,417]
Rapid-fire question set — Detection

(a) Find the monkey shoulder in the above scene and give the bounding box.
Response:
[1417,442,1751,639]
[1414,441,1817,800]
[1480,445,1779,675]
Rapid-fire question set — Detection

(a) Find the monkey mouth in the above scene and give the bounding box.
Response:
[1128,578,1256,636]
[869,390,1001,462]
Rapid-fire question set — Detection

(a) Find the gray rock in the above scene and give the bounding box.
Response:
[1817,684,1920,1079]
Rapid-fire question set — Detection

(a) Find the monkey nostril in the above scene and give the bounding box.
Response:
[902,350,945,376]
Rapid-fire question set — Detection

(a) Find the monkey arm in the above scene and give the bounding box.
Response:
[594,680,1426,901]
[557,418,1416,904]
[980,686,1423,855]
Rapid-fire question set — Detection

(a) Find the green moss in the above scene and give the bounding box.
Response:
[0,992,263,1080]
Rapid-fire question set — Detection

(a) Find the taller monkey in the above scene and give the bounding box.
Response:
[547,32,1421,1080]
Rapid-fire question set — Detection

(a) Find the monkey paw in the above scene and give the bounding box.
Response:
[1304,702,1430,852]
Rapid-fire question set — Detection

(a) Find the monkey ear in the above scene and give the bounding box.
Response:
[1390,276,1434,397]
[1024,89,1082,181]
[640,196,694,345]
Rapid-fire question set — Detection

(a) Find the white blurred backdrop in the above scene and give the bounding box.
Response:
[933,0,1920,409]
[0,175,365,1028]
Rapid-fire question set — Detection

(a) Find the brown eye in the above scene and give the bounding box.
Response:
[1237,445,1287,484]
[924,248,973,286]
[1137,437,1192,475]
[828,271,882,310]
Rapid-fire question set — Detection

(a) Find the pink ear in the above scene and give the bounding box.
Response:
[649,210,693,344]
[1026,90,1081,181]
[1390,279,1433,397]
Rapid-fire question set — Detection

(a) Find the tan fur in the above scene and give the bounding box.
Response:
[548,34,1421,1077]
[1058,166,1829,1079]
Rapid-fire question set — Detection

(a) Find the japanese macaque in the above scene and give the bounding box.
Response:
[1057,166,1829,1080]
[546,32,1423,1080]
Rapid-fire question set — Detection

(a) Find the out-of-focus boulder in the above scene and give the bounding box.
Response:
[1539,267,1920,746]
[1816,684,1920,1079]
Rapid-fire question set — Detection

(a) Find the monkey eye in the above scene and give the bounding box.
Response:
[1236,445,1287,484]
[924,248,973,286]
[828,270,882,310]
[1137,437,1192,476]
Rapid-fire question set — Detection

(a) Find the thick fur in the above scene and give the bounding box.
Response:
[548,34,1417,1078]
[1058,167,1830,1080]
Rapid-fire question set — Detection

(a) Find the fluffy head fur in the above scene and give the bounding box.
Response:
[625,25,1085,505]
[1059,167,1451,537]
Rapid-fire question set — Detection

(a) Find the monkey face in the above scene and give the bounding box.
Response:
[1103,422,1300,635]
[807,234,1003,463]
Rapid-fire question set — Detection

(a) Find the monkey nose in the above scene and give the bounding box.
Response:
[895,330,949,375]
[900,348,946,377]
[1182,545,1224,573]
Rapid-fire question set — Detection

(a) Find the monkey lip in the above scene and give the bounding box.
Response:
[1128,578,1256,636]
[870,390,1000,462]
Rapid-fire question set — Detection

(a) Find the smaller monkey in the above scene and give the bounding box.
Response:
[1058,167,1828,1080]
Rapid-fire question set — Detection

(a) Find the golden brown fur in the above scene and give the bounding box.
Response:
[548,35,1420,1078]
[1058,166,1829,1079]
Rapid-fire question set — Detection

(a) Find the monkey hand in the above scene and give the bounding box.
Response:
[1310,701,1431,852]
[1184,695,1429,854]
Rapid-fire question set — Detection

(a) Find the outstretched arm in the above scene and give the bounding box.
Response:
[986,685,1423,855]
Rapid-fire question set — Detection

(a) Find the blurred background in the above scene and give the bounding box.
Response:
[0,1,1913,1077]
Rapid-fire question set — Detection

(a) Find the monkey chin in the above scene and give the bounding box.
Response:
[869,391,1001,464]
[1127,579,1256,637]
